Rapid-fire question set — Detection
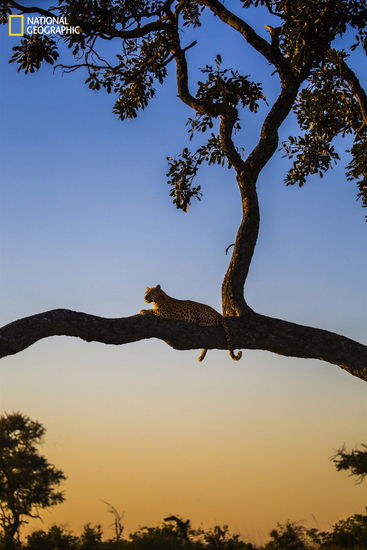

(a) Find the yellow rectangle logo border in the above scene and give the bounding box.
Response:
[9,15,24,36]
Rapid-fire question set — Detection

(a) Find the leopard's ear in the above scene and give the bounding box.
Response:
[157,284,161,290]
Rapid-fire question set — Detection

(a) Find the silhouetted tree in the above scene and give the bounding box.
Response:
[331,443,367,484]
[0,1,366,379]
[265,521,307,550]
[0,413,66,550]
[103,502,124,547]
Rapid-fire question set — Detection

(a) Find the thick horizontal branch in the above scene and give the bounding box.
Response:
[1,309,366,381]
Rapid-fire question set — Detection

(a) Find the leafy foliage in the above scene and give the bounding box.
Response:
[195,55,265,112]
[167,132,238,211]
[26,525,79,550]
[2,0,366,213]
[242,0,367,66]
[203,524,252,549]
[307,512,367,549]
[20,519,256,549]
[110,33,171,120]
[0,0,11,24]
[128,522,190,549]
[265,521,307,550]
[282,51,367,211]
[180,0,205,28]
[186,55,264,139]
[327,513,367,549]
[331,442,367,484]
[282,133,340,186]
[79,30,171,120]
[167,55,259,211]
[9,35,59,73]
[166,147,203,212]
[346,130,367,209]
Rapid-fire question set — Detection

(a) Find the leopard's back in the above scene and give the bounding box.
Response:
[169,298,221,326]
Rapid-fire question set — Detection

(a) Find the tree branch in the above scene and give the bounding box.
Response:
[247,77,300,178]
[7,1,56,19]
[1,310,366,381]
[165,7,238,120]
[102,20,168,40]
[8,1,168,41]
[201,0,288,75]
[337,55,367,130]
[221,76,301,316]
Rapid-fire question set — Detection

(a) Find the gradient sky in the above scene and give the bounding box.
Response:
[0,2,366,545]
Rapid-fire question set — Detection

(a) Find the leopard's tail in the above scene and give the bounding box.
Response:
[197,318,241,362]
[221,317,242,361]
[198,348,208,362]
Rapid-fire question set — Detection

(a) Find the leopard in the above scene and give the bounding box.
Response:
[140,284,242,362]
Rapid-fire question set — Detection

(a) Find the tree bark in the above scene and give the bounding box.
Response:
[1,310,366,381]
[220,76,301,316]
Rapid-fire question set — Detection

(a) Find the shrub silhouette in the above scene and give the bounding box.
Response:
[25,526,78,550]
[307,512,367,549]
[265,522,307,550]
[12,511,367,550]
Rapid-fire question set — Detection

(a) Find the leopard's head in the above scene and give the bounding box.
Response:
[144,284,161,303]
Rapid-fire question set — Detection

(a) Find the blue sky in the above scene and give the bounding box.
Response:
[0,2,366,543]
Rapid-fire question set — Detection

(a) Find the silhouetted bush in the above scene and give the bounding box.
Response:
[127,523,189,550]
[5,510,366,550]
[25,526,78,550]
[265,521,307,550]
[203,525,255,550]
[24,525,107,550]
[307,512,367,549]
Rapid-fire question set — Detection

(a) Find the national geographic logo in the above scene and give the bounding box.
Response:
[8,15,23,36]
[8,15,81,36]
